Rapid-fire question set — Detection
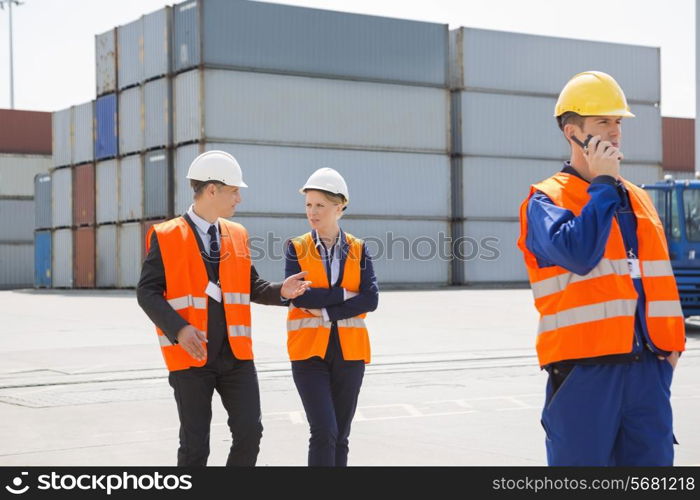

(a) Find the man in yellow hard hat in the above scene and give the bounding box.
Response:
[517,71,685,465]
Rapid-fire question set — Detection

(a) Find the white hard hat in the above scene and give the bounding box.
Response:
[186,150,248,188]
[300,167,349,203]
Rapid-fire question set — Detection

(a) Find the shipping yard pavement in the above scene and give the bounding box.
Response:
[1,287,699,467]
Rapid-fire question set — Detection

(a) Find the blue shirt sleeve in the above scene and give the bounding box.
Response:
[525,176,621,275]
[325,243,379,321]
[284,240,345,308]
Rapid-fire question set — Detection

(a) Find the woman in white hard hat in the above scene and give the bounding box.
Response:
[284,167,379,466]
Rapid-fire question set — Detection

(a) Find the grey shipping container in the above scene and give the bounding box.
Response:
[174,69,449,153]
[96,159,119,224]
[458,220,526,283]
[96,224,118,287]
[172,0,447,86]
[457,157,662,219]
[663,170,697,180]
[96,29,117,96]
[173,143,199,214]
[119,154,144,221]
[0,199,34,242]
[52,228,73,287]
[144,149,171,219]
[0,153,51,197]
[72,101,94,165]
[119,86,144,155]
[0,242,33,288]
[237,215,450,285]
[117,18,144,90]
[34,173,52,229]
[191,142,450,218]
[144,7,171,80]
[118,222,142,287]
[144,77,171,149]
[449,28,660,103]
[52,108,72,168]
[51,167,72,228]
[452,91,661,163]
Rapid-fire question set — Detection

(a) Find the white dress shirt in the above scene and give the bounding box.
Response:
[187,205,219,255]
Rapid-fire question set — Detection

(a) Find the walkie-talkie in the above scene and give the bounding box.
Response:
[571,134,621,160]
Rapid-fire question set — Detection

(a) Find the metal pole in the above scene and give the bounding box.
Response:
[8,0,14,108]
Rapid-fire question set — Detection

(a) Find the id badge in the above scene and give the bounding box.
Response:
[205,281,222,302]
[627,258,641,279]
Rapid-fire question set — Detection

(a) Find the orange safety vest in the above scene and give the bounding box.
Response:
[286,232,371,363]
[146,216,253,371]
[518,172,685,367]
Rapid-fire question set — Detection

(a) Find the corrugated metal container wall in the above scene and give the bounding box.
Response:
[73,163,96,226]
[0,154,51,197]
[237,216,450,284]
[74,226,96,288]
[205,142,451,217]
[233,0,443,84]
[173,143,200,214]
[449,28,660,102]
[96,159,119,224]
[663,117,694,172]
[174,69,449,152]
[453,92,661,163]
[72,101,94,165]
[458,158,662,218]
[96,224,118,287]
[144,150,170,219]
[119,155,144,221]
[144,77,170,149]
[118,222,142,287]
[119,86,144,155]
[95,29,117,96]
[143,7,171,80]
[459,221,526,283]
[117,18,144,89]
[0,199,34,241]
[0,109,52,154]
[34,173,52,229]
[171,0,200,74]
[52,228,73,288]
[95,94,118,160]
[52,107,72,167]
[172,0,447,85]
[0,243,33,288]
[51,167,72,228]
[34,230,51,287]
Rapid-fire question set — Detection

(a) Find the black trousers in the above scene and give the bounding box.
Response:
[292,326,365,466]
[168,345,263,466]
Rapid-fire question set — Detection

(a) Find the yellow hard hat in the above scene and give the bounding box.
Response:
[554,71,635,118]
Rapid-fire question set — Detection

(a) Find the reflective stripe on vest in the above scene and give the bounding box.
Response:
[223,292,250,305]
[167,295,207,310]
[228,325,252,338]
[538,298,637,334]
[532,258,629,299]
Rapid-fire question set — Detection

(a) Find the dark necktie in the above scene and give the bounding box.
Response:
[207,225,220,262]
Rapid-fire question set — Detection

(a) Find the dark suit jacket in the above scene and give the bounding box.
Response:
[136,215,284,345]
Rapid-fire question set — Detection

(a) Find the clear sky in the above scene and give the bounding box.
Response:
[0,0,694,117]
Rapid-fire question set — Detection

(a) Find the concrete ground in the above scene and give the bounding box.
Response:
[0,288,698,466]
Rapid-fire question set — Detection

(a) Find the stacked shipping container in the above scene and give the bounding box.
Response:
[38,0,667,288]
[0,109,52,289]
[448,28,663,283]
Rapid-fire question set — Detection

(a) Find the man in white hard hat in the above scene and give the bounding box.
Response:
[137,150,311,466]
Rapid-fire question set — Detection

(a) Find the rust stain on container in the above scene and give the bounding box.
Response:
[74,226,96,288]
[73,163,96,226]
[663,117,694,172]
[0,109,52,154]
